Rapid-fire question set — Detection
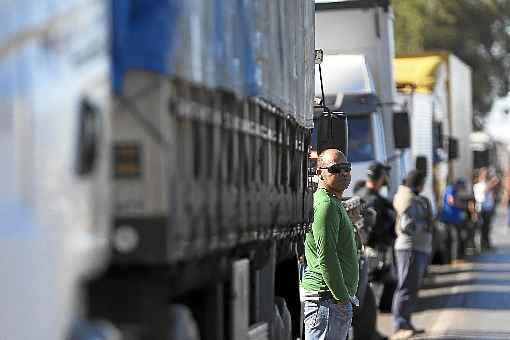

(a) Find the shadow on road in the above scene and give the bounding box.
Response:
[414,247,510,311]
[415,290,510,311]
[411,329,510,340]
[427,267,510,276]
[421,277,510,290]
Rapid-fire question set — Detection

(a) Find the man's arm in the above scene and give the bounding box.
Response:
[313,201,350,303]
[488,177,499,190]
[381,196,395,211]
[398,204,417,235]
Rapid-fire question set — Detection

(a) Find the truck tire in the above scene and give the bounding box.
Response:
[353,286,377,340]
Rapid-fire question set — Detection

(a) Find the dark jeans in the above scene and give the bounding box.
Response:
[480,210,494,250]
[392,250,429,331]
[447,222,466,259]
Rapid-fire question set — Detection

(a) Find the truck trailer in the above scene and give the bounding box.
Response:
[92,1,318,340]
[394,52,474,212]
[0,0,318,339]
[394,52,474,263]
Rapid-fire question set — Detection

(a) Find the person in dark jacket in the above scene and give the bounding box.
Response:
[357,162,397,248]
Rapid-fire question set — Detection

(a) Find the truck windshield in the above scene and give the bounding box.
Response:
[311,113,374,162]
[348,115,374,162]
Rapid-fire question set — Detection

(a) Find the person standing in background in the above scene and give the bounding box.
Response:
[391,170,432,340]
[505,169,510,230]
[440,179,467,259]
[473,167,499,251]
[357,162,397,249]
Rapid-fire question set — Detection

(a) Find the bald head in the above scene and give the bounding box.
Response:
[317,149,350,196]
[317,149,346,168]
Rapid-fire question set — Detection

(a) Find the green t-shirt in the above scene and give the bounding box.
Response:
[301,188,359,303]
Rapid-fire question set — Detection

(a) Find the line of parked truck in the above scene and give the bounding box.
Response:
[0,0,496,340]
[314,0,487,338]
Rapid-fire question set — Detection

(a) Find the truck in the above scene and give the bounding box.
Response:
[315,0,411,323]
[1,1,380,339]
[394,52,474,261]
[0,1,112,339]
[315,0,406,197]
[1,0,318,339]
[314,54,389,196]
[91,1,318,340]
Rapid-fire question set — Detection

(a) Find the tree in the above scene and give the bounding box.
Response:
[392,0,510,118]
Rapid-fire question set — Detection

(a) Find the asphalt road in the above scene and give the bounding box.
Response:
[377,209,510,340]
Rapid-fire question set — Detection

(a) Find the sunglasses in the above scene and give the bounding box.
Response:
[319,162,352,174]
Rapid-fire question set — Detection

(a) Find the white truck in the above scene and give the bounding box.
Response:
[312,53,388,340]
[0,1,112,339]
[394,52,474,212]
[315,0,405,196]
[394,52,474,263]
[314,54,388,196]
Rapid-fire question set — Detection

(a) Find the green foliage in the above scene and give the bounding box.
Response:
[393,0,510,117]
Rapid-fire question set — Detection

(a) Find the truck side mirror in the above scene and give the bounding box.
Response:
[416,155,428,175]
[448,137,459,161]
[393,111,411,149]
[316,112,348,156]
[433,122,444,149]
[473,149,490,169]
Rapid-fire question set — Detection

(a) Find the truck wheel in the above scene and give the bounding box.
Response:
[353,286,377,340]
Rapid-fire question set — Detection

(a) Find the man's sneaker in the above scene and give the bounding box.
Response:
[390,329,414,340]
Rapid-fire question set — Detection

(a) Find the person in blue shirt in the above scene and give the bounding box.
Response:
[440,179,467,259]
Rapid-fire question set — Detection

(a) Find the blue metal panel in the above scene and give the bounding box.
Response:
[111,0,181,93]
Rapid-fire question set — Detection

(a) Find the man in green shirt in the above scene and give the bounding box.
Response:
[302,149,359,340]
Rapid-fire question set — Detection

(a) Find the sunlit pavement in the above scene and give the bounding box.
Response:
[377,208,510,340]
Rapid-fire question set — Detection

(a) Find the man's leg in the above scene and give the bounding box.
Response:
[414,252,429,289]
[481,211,492,250]
[392,250,421,332]
[507,204,510,228]
[488,210,495,249]
[407,251,429,334]
[455,223,465,259]
[304,300,327,340]
[328,300,352,340]
[304,299,352,340]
